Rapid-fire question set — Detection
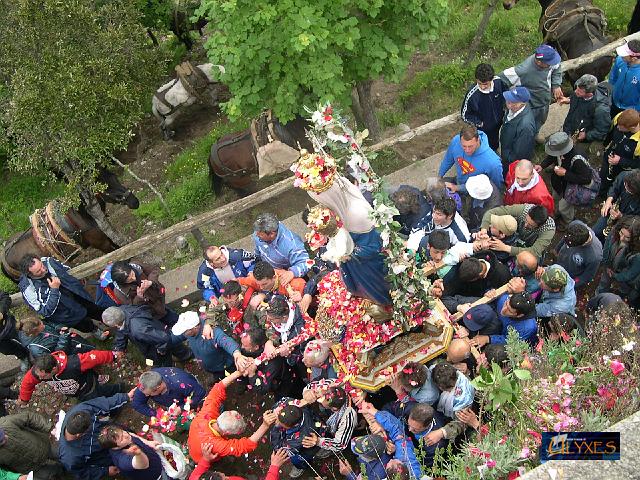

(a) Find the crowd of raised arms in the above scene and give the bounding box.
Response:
[0,40,638,480]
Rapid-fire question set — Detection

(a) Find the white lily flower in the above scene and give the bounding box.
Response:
[622,340,636,351]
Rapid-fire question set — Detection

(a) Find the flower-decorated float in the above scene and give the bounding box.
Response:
[290,103,454,391]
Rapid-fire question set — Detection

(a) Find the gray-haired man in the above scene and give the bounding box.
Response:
[252,212,310,283]
[561,73,611,143]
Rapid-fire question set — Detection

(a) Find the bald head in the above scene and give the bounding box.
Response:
[514,160,535,187]
[516,251,538,272]
[447,338,471,363]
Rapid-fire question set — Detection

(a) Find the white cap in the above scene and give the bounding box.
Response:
[171,311,200,335]
[465,174,493,200]
[616,42,640,57]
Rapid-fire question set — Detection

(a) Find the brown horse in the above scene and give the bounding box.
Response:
[208,112,313,196]
[1,169,139,281]
[502,0,612,82]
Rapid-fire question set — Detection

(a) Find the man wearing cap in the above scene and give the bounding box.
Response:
[102,305,191,367]
[438,123,504,196]
[457,304,503,340]
[131,367,205,418]
[485,214,518,261]
[598,109,640,196]
[461,63,509,151]
[470,287,538,349]
[188,369,274,466]
[504,159,555,216]
[609,40,640,116]
[561,74,611,144]
[171,311,252,382]
[499,86,537,172]
[465,174,503,230]
[534,264,577,319]
[501,44,565,134]
[0,411,63,479]
[338,434,389,480]
[554,220,603,290]
[537,132,593,226]
[480,204,556,259]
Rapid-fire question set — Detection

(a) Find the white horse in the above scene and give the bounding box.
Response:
[151,63,227,139]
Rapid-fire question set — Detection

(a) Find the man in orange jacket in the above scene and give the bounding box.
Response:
[189,446,290,480]
[238,262,305,306]
[187,369,277,467]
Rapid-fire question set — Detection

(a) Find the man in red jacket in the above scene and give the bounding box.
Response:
[504,159,555,216]
[17,350,127,405]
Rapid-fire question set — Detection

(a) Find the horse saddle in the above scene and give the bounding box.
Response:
[30,201,81,262]
[210,129,258,178]
[175,61,210,101]
[251,110,301,178]
[542,0,605,44]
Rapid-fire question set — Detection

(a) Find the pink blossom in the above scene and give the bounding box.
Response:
[486,459,497,469]
[520,447,531,458]
[610,360,625,376]
[556,372,575,387]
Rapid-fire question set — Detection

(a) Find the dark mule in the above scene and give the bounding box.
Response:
[208,112,312,196]
[503,0,612,81]
[1,205,118,282]
[0,168,138,282]
[630,0,640,34]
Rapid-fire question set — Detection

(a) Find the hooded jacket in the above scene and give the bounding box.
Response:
[59,393,130,480]
[504,160,555,216]
[609,56,640,111]
[19,350,114,402]
[19,257,93,328]
[438,131,504,193]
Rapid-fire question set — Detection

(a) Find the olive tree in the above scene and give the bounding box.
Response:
[0,0,165,245]
[197,0,449,140]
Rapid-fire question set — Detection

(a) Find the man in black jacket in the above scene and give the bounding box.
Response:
[562,74,611,144]
[0,291,29,363]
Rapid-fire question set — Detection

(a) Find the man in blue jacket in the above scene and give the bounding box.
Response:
[59,392,132,480]
[171,311,251,381]
[102,305,191,367]
[196,245,255,302]
[500,86,537,174]
[609,40,640,117]
[19,255,104,335]
[131,367,205,418]
[439,124,504,196]
[253,212,310,283]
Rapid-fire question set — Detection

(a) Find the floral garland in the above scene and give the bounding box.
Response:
[140,397,195,435]
[304,205,343,251]
[290,149,337,193]
[304,103,434,323]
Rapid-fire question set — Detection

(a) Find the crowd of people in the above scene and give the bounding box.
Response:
[0,40,637,480]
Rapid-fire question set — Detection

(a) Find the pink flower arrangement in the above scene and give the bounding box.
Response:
[142,397,195,435]
[610,360,625,376]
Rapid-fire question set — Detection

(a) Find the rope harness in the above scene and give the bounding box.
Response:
[541,0,606,55]
[29,202,81,263]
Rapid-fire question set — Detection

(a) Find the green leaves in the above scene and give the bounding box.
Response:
[472,361,530,412]
[198,0,449,122]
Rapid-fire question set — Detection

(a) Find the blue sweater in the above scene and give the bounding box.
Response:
[438,131,504,193]
[131,367,206,417]
[178,322,238,374]
[491,293,538,348]
[196,248,255,301]
[610,56,640,111]
[59,393,129,480]
[460,77,508,133]
[253,223,310,278]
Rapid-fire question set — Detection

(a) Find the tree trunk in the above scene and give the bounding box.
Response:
[356,80,381,141]
[465,0,497,66]
[350,86,366,131]
[80,190,130,247]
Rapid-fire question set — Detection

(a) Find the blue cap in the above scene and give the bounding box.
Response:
[535,44,561,65]
[503,86,531,103]
[462,304,498,332]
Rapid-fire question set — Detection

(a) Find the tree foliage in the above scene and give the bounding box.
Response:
[197,0,449,125]
[0,0,166,205]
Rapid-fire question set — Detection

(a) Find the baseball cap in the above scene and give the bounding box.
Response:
[278,404,302,427]
[491,214,518,236]
[541,266,568,290]
[616,40,640,58]
[535,44,561,65]
[503,86,531,103]
[171,311,200,335]
[352,434,386,458]
[462,304,498,332]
